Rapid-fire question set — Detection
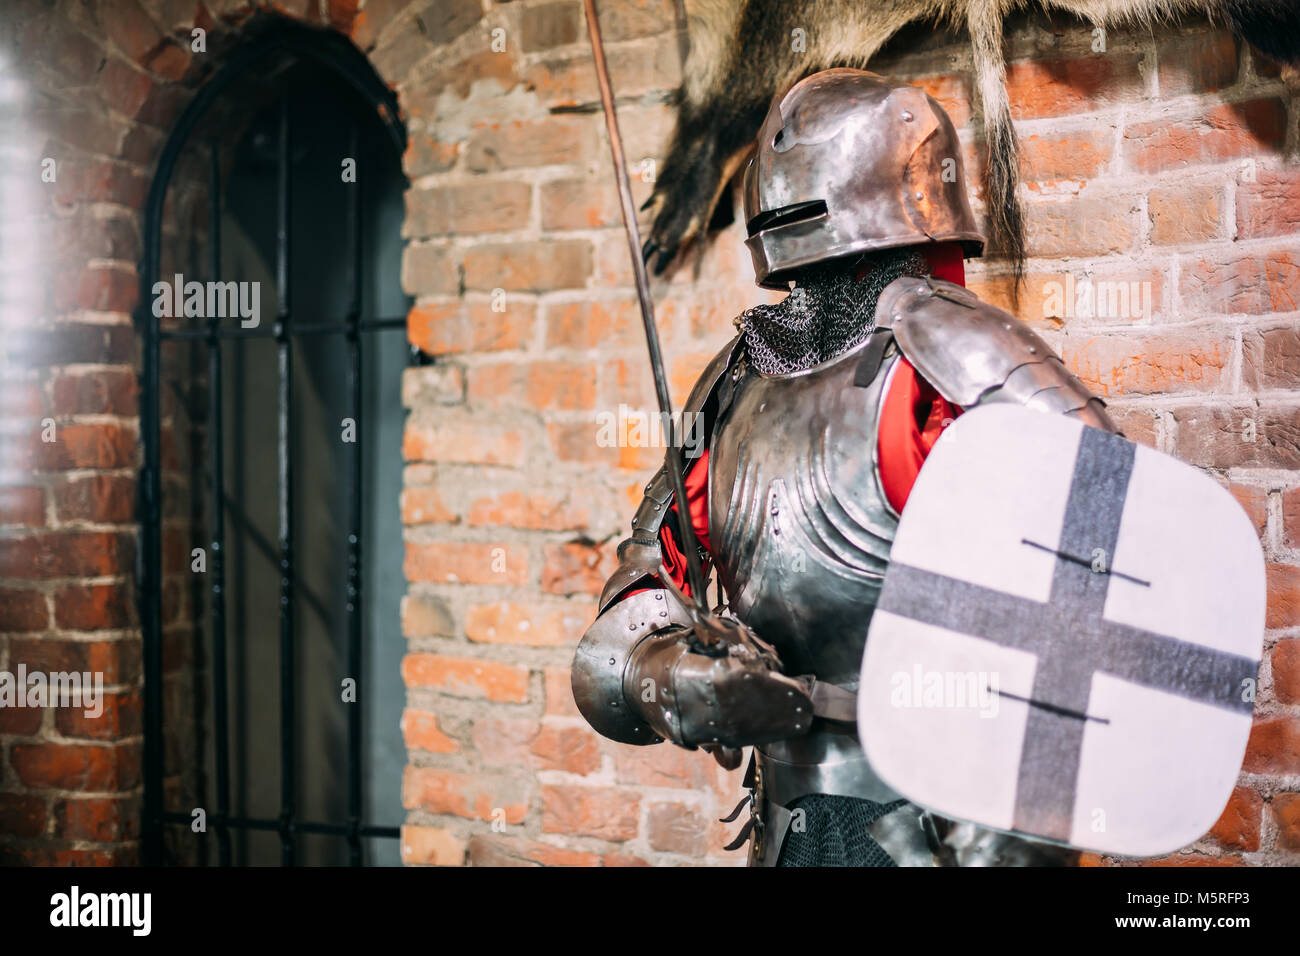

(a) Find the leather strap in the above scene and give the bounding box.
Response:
[853,328,894,388]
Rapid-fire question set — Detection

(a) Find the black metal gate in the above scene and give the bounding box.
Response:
[135,19,414,866]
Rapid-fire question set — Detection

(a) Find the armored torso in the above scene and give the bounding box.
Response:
[709,341,904,687]
[571,273,1114,867]
[708,275,1114,691]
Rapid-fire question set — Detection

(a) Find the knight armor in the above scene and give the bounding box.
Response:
[571,70,1116,866]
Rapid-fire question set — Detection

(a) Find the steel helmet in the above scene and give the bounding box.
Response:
[742,69,984,289]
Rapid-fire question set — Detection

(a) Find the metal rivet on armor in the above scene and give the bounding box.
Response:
[795,707,803,713]
[611,701,619,708]
[1004,322,1013,330]
[608,658,616,666]
[631,517,638,526]
[654,593,663,600]
[660,611,667,617]
[902,110,914,121]
[1028,346,1037,354]
[628,623,636,631]
[915,192,923,201]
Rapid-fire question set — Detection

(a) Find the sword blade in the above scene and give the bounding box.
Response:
[581,0,711,622]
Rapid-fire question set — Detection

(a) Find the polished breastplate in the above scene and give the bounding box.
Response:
[709,339,903,687]
[709,339,909,863]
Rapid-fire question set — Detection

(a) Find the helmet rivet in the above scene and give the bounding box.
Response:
[902,110,914,122]
[915,192,924,201]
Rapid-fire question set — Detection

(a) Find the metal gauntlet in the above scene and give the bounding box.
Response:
[571,588,814,749]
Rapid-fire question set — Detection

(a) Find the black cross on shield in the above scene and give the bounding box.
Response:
[876,426,1258,842]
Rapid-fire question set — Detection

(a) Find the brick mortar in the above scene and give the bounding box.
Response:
[394,9,1300,866]
[4,0,1297,868]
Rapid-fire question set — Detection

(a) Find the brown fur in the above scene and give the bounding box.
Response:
[642,0,1298,285]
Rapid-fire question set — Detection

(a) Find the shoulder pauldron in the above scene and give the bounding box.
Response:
[875,276,1114,430]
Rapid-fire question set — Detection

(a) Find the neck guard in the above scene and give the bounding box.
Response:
[738,248,926,375]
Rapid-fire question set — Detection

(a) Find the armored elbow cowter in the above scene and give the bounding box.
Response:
[570,338,814,752]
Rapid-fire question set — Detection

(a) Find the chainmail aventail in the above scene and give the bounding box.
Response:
[737,249,927,375]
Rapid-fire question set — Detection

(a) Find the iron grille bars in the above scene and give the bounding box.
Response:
[345,123,365,868]
[158,811,398,838]
[208,140,233,868]
[135,20,408,866]
[274,94,297,867]
[158,318,407,341]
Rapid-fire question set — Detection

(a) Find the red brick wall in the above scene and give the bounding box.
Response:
[391,5,1300,866]
[1,0,1296,868]
[0,0,402,866]
[971,16,1299,865]
[0,0,183,864]
[391,0,759,867]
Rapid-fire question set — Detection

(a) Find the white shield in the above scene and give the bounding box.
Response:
[857,405,1264,857]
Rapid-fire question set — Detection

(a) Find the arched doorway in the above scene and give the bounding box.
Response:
[135,17,416,866]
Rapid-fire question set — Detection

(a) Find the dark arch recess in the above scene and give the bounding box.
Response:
[134,14,407,867]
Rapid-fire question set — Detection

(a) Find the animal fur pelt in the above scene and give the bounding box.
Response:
[641,0,1300,284]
